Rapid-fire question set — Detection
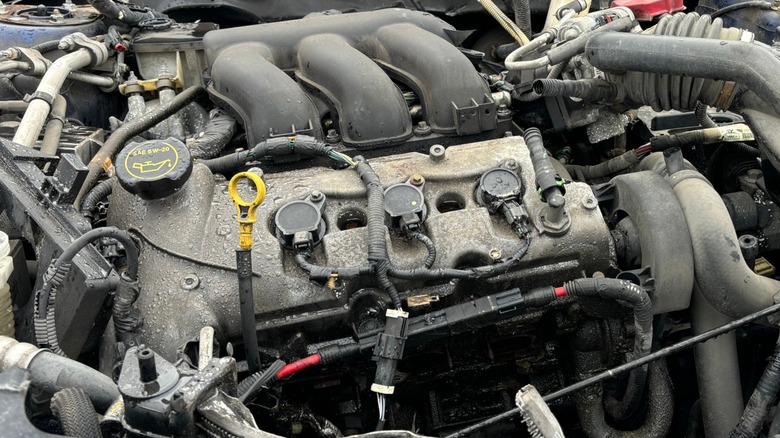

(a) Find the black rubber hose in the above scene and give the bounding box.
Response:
[576,359,673,438]
[510,0,532,39]
[565,150,640,180]
[356,158,402,310]
[695,101,718,128]
[80,177,114,219]
[564,278,653,422]
[77,85,208,209]
[50,388,102,437]
[294,253,373,280]
[29,350,120,412]
[31,40,61,53]
[731,337,780,438]
[187,110,237,160]
[710,1,775,18]
[533,78,624,103]
[734,142,761,157]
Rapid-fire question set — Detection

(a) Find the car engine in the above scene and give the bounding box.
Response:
[1,0,780,436]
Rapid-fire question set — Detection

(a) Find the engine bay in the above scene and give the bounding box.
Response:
[1,0,780,436]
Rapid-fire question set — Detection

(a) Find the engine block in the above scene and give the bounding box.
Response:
[108,136,615,359]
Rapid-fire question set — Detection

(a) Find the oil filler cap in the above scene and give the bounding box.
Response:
[116,137,192,200]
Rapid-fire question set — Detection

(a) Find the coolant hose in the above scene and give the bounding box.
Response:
[664,163,780,318]
[0,336,119,412]
[13,49,95,147]
[575,359,673,438]
[50,388,102,437]
[40,95,66,156]
[76,85,207,209]
[356,158,402,310]
[731,335,780,438]
[692,284,744,438]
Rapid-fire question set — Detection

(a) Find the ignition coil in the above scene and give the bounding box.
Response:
[476,167,530,237]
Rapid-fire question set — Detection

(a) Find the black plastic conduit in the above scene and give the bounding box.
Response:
[532,78,624,103]
[356,157,403,310]
[199,135,338,175]
[564,278,653,421]
[80,177,115,219]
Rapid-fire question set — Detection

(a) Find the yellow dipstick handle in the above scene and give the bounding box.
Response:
[228,171,266,250]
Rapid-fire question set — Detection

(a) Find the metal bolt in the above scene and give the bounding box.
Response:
[325,129,340,144]
[497,104,512,119]
[505,159,519,170]
[414,120,432,136]
[180,274,200,290]
[410,174,424,186]
[310,190,323,202]
[429,144,445,162]
[582,197,597,210]
[489,249,502,261]
[58,37,74,51]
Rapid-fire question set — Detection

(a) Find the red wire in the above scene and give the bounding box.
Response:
[554,286,566,297]
[276,353,322,379]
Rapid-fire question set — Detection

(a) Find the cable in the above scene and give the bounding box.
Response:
[709,1,775,18]
[443,301,780,438]
[276,353,322,379]
[478,0,531,45]
[128,227,262,277]
[37,227,139,317]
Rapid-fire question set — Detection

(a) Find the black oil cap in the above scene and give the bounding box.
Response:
[116,138,192,200]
